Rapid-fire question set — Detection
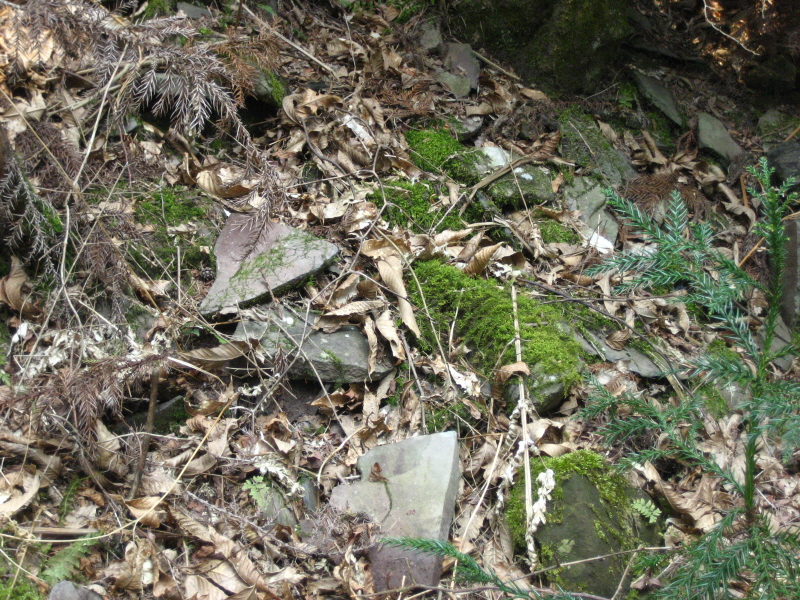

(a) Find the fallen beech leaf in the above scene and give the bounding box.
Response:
[606,329,632,351]
[377,256,420,337]
[326,300,385,316]
[375,309,405,360]
[463,243,501,276]
[126,496,166,528]
[0,256,42,320]
[179,342,249,370]
[0,470,39,515]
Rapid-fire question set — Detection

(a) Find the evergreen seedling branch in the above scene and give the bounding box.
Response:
[585,158,800,599]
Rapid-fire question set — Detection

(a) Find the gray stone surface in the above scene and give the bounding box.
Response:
[329,432,461,591]
[48,582,103,600]
[744,54,797,93]
[535,473,661,598]
[465,148,556,209]
[435,70,471,99]
[200,216,338,315]
[755,313,795,371]
[697,113,743,162]
[443,42,480,90]
[767,141,800,193]
[419,20,442,52]
[564,178,619,246]
[781,218,800,328]
[576,331,661,378]
[504,362,572,415]
[632,71,683,126]
[233,310,392,382]
[176,2,211,18]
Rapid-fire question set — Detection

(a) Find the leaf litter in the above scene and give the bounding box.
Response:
[0,0,797,598]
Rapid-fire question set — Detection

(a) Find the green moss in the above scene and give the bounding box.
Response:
[404,128,480,184]
[506,450,633,549]
[557,106,630,183]
[132,188,216,281]
[144,0,176,18]
[539,219,579,244]
[694,381,728,418]
[426,401,475,433]
[411,261,582,389]
[370,180,466,232]
[0,575,42,600]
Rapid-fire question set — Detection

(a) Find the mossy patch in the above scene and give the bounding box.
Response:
[411,261,583,390]
[404,128,480,184]
[131,188,217,282]
[558,106,632,185]
[506,450,659,596]
[370,180,466,232]
[539,219,579,244]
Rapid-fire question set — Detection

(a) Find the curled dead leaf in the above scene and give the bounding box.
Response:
[463,242,502,276]
[605,329,632,351]
[0,256,42,320]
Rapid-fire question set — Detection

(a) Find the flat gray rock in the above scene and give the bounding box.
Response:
[233,310,393,382]
[577,331,661,378]
[419,20,442,52]
[435,70,471,99]
[329,432,461,591]
[466,147,556,209]
[632,71,683,126]
[48,582,103,600]
[200,216,338,315]
[697,113,743,162]
[443,42,480,90]
[565,178,619,247]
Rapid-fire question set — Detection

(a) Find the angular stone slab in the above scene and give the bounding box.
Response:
[632,71,683,126]
[233,311,393,382]
[697,112,742,162]
[329,432,461,591]
[48,581,103,600]
[200,216,338,315]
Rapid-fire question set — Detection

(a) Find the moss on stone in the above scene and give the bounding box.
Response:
[506,449,637,550]
[558,106,631,185]
[404,128,480,184]
[411,261,582,389]
[369,180,466,232]
[539,219,579,244]
[132,188,216,281]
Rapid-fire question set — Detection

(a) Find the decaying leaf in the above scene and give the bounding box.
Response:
[463,243,502,276]
[178,341,250,370]
[377,256,420,337]
[0,256,42,320]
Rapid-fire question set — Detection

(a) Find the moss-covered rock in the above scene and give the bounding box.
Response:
[411,261,583,411]
[558,107,636,186]
[506,450,661,597]
[369,180,466,232]
[449,0,631,95]
[131,188,220,283]
[405,127,481,184]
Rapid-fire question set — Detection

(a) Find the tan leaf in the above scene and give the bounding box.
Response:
[363,315,379,375]
[328,273,360,307]
[457,231,484,262]
[605,329,632,351]
[463,243,501,276]
[126,496,165,528]
[357,278,380,299]
[326,300,385,316]
[195,165,255,198]
[0,256,42,320]
[492,361,531,400]
[178,341,249,370]
[0,470,39,515]
[375,309,405,360]
[377,256,420,337]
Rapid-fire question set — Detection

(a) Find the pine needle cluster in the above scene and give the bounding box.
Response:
[585,158,800,599]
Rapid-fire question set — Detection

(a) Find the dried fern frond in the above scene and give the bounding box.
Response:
[9,0,265,168]
[0,126,62,274]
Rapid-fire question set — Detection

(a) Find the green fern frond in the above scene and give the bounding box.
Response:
[40,535,100,585]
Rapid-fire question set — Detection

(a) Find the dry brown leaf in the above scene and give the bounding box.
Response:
[457,231,484,262]
[605,329,632,351]
[377,256,420,337]
[363,315,379,374]
[357,278,380,300]
[0,469,39,515]
[125,496,166,528]
[195,164,255,198]
[375,309,405,360]
[326,300,385,316]
[329,273,360,307]
[463,243,502,276]
[0,256,42,320]
[178,341,249,370]
[492,361,531,400]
